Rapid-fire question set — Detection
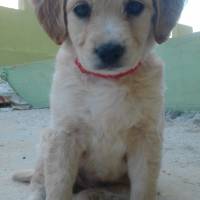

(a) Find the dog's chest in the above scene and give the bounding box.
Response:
[80,80,142,182]
[85,80,141,133]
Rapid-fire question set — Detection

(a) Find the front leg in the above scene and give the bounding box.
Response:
[44,126,86,200]
[127,132,162,200]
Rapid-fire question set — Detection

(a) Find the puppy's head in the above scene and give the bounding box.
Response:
[32,0,184,74]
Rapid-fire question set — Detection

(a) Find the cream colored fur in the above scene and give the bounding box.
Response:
[13,0,184,200]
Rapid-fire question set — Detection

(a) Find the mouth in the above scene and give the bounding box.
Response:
[75,59,142,79]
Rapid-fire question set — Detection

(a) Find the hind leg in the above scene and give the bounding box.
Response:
[28,129,50,200]
[28,156,46,200]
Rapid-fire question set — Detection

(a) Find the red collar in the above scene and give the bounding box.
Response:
[75,59,141,80]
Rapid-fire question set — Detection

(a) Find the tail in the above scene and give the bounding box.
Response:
[12,169,34,183]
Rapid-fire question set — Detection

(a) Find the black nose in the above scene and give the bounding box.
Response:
[95,43,125,66]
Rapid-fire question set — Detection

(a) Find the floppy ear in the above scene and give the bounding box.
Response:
[153,0,185,44]
[32,0,67,45]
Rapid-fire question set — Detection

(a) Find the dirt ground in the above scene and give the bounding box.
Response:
[0,109,200,200]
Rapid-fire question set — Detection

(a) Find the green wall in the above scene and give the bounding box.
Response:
[0,60,54,108]
[157,33,200,111]
[0,6,57,66]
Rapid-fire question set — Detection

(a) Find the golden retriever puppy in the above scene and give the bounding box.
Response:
[14,0,184,200]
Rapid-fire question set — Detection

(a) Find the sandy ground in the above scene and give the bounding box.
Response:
[0,109,200,200]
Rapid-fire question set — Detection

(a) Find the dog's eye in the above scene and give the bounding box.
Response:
[125,1,144,17]
[73,2,91,18]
